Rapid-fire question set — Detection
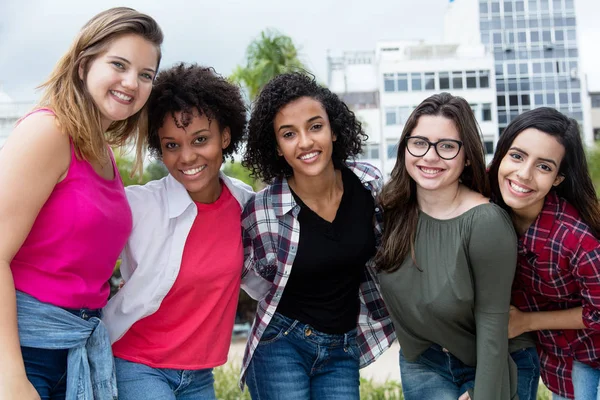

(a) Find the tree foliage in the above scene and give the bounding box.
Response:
[231,29,307,101]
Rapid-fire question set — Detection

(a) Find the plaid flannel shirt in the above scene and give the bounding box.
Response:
[238,161,396,388]
[511,192,600,399]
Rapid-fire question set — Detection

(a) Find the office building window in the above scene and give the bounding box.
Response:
[424,72,436,90]
[439,72,450,90]
[497,95,506,107]
[398,107,412,125]
[387,140,399,159]
[466,71,477,88]
[397,73,408,91]
[521,94,531,106]
[484,140,495,155]
[385,109,397,126]
[452,71,464,89]
[558,92,569,105]
[480,71,490,88]
[591,94,600,108]
[411,73,422,91]
[360,143,379,160]
[571,92,581,104]
[384,73,395,92]
[482,103,492,121]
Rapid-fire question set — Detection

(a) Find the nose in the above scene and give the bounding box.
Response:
[297,131,313,150]
[122,71,138,91]
[421,144,440,162]
[180,144,196,164]
[516,162,533,181]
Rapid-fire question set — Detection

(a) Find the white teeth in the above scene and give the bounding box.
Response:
[182,165,206,175]
[299,151,319,160]
[420,167,441,174]
[510,181,532,193]
[110,90,132,102]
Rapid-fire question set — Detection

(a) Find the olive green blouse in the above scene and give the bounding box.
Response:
[379,203,519,400]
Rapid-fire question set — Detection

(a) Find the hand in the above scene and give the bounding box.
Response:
[0,376,41,400]
[508,305,530,339]
[458,390,471,400]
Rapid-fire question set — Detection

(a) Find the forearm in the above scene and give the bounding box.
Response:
[0,264,27,378]
[526,307,585,331]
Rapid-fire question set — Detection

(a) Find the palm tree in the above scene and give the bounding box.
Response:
[231,29,307,101]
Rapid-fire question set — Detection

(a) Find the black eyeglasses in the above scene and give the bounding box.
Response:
[404,136,464,160]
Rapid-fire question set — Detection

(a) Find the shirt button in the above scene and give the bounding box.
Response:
[305,328,312,336]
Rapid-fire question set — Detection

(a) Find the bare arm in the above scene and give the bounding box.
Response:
[509,306,585,339]
[0,113,70,398]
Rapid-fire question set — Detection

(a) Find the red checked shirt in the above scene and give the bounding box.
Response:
[511,192,600,399]
[239,162,396,389]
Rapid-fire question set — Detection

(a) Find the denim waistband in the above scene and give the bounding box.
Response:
[271,312,357,346]
[61,307,102,321]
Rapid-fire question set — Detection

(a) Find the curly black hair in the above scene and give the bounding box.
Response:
[243,72,366,183]
[146,62,247,160]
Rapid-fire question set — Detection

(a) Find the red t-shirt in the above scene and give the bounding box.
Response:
[112,184,243,369]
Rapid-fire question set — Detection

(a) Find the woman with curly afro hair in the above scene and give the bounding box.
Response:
[103,63,268,400]
[239,72,396,399]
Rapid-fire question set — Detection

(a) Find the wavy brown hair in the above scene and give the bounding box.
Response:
[489,107,600,237]
[376,92,488,273]
[38,7,163,172]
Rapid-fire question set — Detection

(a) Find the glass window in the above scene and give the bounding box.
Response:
[591,94,600,108]
[544,62,554,74]
[482,104,492,121]
[492,2,501,12]
[519,63,528,74]
[507,63,517,75]
[497,95,506,107]
[411,73,422,91]
[571,92,581,104]
[508,79,518,91]
[439,72,450,90]
[498,111,508,124]
[542,30,552,42]
[480,70,490,88]
[518,31,527,43]
[424,73,435,90]
[360,143,380,160]
[528,0,537,12]
[509,95,519,106]
[530,31,540,43]
[534,93,544,105]
[521,94,531,106]
[566,17,576,27]
[384,73,395,92]
[533,80,544,90]
[515,1,525,11]
[546,93,555,105]
[493,32,503,45]
[558,92,569,104]
[529,18,539,28]
[568,48,579,57]
[385,109,397,125]
[398,107,412,125]
[397,73,408,91]
[555,29,564,42]
[567,30,577,42]
[495,63,503,76]
[553,0,562,12]
[520,79,531,90]
[484,141,495,155]
[452,72,464,89]
[540,0,549,11]
[507,31,515,44]
[480,2,489,14]
[504,1,513,12]
[387,140,398,159]
[554,17,564,27]
[466,71,477,88]
[506,19,514,30]
[565,0,574,10]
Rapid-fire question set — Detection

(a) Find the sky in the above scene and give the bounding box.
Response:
[1,0,599,102]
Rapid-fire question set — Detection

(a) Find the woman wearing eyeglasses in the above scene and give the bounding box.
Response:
[376,93,520,400]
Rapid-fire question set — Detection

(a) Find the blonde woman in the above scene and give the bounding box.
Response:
[0,8,162,400]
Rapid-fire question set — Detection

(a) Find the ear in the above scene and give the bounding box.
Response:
[221,127,231,150]
[276,146,283,156]
[332,132,337,142]
[553,174,565,187]
[78,58,87,82]
[465,159,471,166]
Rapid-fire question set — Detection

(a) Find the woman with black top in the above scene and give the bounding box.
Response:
[239,72,395,399]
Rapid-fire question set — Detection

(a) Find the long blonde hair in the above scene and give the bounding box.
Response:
[38,7,163,170]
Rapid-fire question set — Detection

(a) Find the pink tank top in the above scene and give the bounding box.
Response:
[10,109,132,309]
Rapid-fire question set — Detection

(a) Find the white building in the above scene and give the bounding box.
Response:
[328,42,498,178]
[0,86,35,147]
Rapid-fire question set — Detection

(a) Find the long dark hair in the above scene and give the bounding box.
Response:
[489,107,600,237]
[376,92,488,273]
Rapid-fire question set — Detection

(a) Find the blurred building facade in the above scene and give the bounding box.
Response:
[0,85,34,147]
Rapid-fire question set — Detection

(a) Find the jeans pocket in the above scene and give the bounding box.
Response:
[258,318,291,346]
[345,337,361,361]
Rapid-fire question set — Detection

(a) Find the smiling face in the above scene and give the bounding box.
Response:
[81,33,159,131]
[274,96,336,180]
[497,128,565,219]
[159,110,231,204]
[404,115,466,194]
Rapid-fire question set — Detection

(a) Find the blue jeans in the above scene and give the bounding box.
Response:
[399,345,475,400]
[510,347,540,400]
[115,358,216,400]
[572,360,600,400]
[245,312,360,400]
[21,307,101,400]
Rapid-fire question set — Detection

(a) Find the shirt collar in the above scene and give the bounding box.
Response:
[165,171,255,219]
[269,162,381,218]
[521,191,561,254]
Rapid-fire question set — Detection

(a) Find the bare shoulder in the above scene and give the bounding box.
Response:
[1,112,70,175]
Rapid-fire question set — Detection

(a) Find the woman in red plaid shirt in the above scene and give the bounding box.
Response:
[489,107,600,400]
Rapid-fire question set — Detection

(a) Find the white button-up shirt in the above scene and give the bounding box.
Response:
[103,172,268,343]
